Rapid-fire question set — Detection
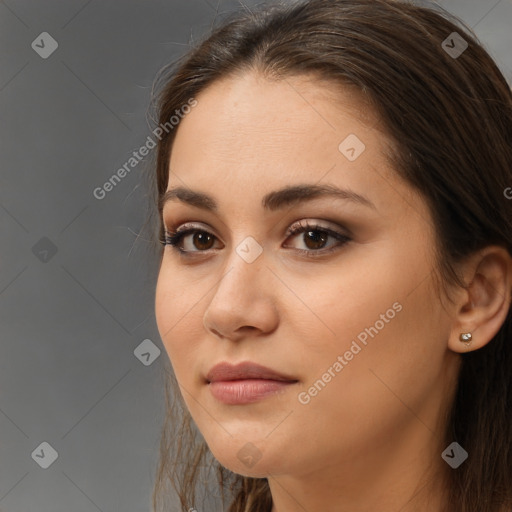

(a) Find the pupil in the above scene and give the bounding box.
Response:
[195,232,213,250]
[306,230,327,249]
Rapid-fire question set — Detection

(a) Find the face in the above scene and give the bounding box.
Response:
[155,71,460,480]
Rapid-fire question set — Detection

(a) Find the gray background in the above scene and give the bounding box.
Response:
[0,0,511,511]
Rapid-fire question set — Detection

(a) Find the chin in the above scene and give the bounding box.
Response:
[206,437,286,478]
[214,456,273,479]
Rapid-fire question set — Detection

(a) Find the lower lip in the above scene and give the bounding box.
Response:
[208,379,297,405]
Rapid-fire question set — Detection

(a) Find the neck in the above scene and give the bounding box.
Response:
[268,421,450,512]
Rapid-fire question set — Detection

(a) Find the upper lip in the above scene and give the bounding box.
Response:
[205,362,298,383]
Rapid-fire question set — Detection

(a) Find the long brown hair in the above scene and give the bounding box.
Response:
[147,1,512,510]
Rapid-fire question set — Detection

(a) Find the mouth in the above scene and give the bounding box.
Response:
[205,361,299,405]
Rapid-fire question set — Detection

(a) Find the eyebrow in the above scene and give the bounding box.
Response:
[159,183,376,213]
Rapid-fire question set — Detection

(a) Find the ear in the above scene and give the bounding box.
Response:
[448,246,512,353]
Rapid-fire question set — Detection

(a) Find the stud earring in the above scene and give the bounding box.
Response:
[459,332,472,345]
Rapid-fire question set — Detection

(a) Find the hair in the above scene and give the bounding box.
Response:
[146,0,512,510]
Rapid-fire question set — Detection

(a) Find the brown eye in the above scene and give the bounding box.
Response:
[163,228,220,253]
[301,229,329,250]
[190,232,215,251]
[284,220,351,257]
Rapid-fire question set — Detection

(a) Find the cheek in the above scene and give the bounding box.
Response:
[289,288,442,456]
[154,268,175,348]
[295,247,442,399]
[286,255,400,358]
[155,266,202,375]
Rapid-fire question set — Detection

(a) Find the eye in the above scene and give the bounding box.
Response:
[284,220,351,257]
[160,220,351,259]
[160,223,220,255]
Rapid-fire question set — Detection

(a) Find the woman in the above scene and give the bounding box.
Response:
[149,0,512,510]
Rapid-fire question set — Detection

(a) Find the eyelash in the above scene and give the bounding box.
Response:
[159,220,351,259]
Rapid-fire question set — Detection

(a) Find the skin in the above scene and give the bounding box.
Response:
[154,71,512,512]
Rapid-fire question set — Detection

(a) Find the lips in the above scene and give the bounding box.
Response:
[205,361,299,405]
[205,361,298,383]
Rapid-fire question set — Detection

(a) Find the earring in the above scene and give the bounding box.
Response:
[459,332,472,345]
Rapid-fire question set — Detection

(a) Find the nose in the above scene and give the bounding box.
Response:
[202,244,279,341]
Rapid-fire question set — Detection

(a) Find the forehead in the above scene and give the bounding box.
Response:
[174,71,378,141]
[170,71,389,176]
